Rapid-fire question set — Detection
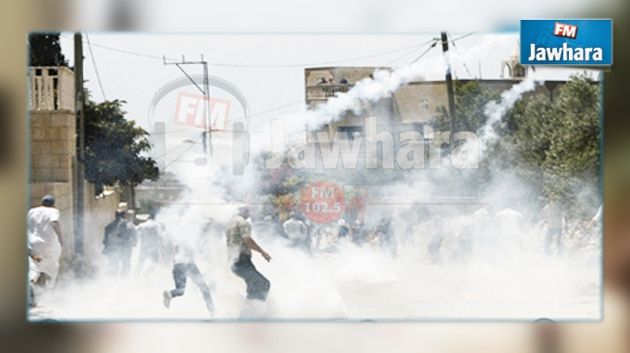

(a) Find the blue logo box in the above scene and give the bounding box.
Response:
[520,19,612,66]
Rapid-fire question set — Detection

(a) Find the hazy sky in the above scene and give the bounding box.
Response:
[58,33,597,173]
[59,33,595,128]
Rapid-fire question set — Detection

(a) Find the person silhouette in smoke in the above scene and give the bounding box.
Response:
[162,236,215,316]
[283,211,311,253]
[541,203,565,256]
[374,218,395,256]
[351,219,366,246]
[337,219,350,239]
[136,210,164,276]
[103,205,138,277]
[226,205,272,309]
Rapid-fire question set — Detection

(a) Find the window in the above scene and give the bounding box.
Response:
[337,126,363,140]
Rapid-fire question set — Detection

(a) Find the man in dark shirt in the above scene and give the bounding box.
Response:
[103,208,137,276]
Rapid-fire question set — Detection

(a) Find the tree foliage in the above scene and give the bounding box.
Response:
[433,80,499,133]
[439,76,600,215]
[454,75,601,214]
[28,32,67,67]
[84,98,159,194]
[507,75,600,209]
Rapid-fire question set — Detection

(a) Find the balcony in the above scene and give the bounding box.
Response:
[29,66,75,111]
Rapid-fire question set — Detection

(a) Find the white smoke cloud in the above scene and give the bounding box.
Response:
[29,40,601,323]
[480,76,539,145]
[304,63,436,130]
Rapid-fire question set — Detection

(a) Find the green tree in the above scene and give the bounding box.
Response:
[509,75,600,211]
[84,98,159,195]
[443,75,600,215]
[28,32,67,67]
[433,80,499,133]
[431,80,501,194]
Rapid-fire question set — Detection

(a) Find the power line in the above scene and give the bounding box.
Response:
[107,36,196,99]
[410,39,439,64]
[450,31,476,43]
[64,34,440,69]
[150,99,305,136]
[448,33,474,79]
[209,38,439,68]
[238,36,274,64]
[155,137,199,158]
[406,32,476,66]
[85,34,107,101]
[150,127,201,136]
[145,34,478,138]
[385,44,429,66]
[249,99,304,117]
[163,133,204,169]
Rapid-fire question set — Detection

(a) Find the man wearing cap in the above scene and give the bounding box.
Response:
[27,195,64,287]
[104,208,124,254]
[102,203,138,276]
[226,206,272,303]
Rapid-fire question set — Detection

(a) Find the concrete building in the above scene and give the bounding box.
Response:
[30,66,77,258]
[501,44,529,79]
[29,66,120,275]
[304,65,565,143]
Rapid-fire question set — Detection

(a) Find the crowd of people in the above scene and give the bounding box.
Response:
[27,197,273,317]
[274,212,396,256]
[27,194,601,317]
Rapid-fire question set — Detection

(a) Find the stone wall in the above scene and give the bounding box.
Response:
[30,110,76,182]
[29,66,120,276]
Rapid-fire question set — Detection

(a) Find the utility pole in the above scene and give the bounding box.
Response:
[73,32,85,273]
[441,31,456,145]
[163,55,212,157]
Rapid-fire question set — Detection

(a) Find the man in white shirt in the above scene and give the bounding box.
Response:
[136,211,164,276]
[162,233,214,316]
[283,212,310,252]
[27,195,63,287]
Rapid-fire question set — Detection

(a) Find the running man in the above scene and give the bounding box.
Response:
[226,206,272,303]
[27,195,64,288]
[162,237,215,316]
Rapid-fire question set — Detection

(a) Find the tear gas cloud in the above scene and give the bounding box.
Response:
[30,38,601,322]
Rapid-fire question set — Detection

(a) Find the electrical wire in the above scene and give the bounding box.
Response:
[448,33,474,78]
[248,99,303,117]
[150,98,304,136]
[85,34,107,101]
[63,34,440,69]
[409,39,439,64]
[163,133,204,169]
[450,31,476,43]
[385,44,430,66]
